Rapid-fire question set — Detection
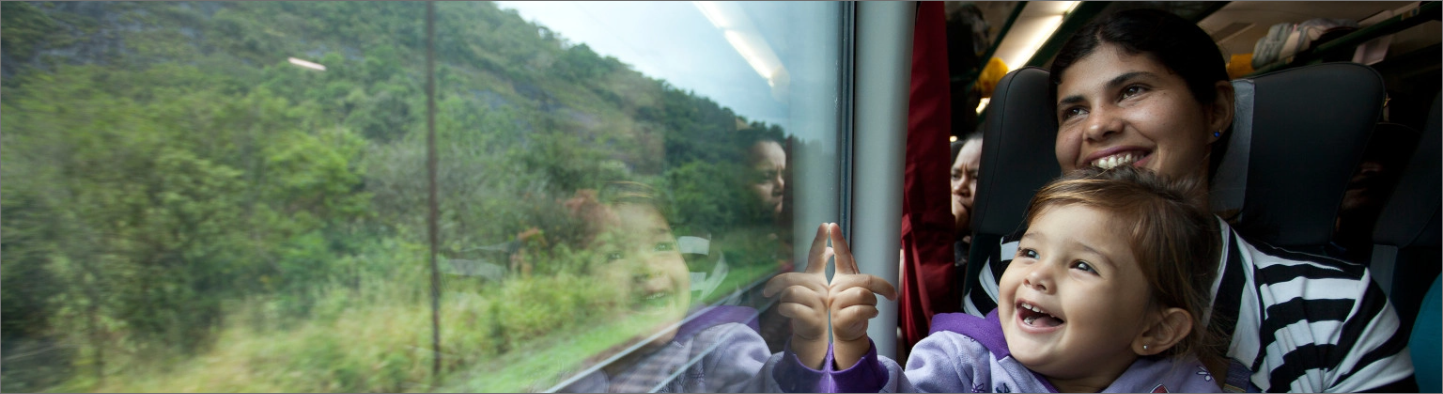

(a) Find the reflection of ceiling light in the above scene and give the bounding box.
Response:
[288,57,326,71]
[976,97,991,114]
[693,1,789,101]
[1005,15,1064,69]
[694,1,729,29]
[725,30,780,84]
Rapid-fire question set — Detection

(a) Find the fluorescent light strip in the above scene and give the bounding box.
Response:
[693,1,729,29]
[288,57,326,71]
[724,30,779,84]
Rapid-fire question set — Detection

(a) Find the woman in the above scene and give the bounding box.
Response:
[950,133,984,267]
[954,9,1414,392]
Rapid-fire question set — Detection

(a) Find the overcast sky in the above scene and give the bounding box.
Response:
[494,1,793,129]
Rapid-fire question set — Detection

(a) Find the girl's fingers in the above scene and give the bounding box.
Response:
[763,272,827,297]
[805,223,830,274]
[777,286,826,310]
[829,274,898,301]
[828,223,859,275]
[828,286,878,311]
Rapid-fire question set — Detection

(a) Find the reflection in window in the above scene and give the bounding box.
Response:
[1,1,843,392]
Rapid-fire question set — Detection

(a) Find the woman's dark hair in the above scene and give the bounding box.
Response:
[1049,8,1228,107]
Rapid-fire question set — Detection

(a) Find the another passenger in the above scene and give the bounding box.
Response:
[813,167,1226,393]
[949,133,983,267]
[1326,123,1419,265]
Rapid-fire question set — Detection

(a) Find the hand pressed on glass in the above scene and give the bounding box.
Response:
[762,223,896,370]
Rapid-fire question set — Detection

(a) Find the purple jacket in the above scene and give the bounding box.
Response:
[779,310,1223,393]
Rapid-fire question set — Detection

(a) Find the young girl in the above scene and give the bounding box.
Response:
[785,167,1225,393]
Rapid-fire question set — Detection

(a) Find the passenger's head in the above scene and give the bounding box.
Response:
[1336,123,1419,242]
[998,167,1221,384]
[1050,9,1234,187]
[576,182,691,345]
[950,132,984,237]
[748,139,787,219]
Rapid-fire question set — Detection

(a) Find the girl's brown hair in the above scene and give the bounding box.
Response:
[1023,166,1225,376]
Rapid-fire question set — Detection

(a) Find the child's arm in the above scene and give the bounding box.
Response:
[762,223,837,369]
[824,224,896,369]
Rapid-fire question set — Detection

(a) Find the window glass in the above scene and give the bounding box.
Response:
[1,1,844,392]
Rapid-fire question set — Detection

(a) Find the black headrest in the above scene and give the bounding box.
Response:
[971,67,1059,237]
[1375,92,1442,249]
[1217,63,1386,249]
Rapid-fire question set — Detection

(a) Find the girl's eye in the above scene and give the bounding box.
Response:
[1017,248,1039,259]
[653,242,674,252]
[1071,261,1098,274]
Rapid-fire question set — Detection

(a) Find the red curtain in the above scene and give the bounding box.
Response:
[898,1,959,360]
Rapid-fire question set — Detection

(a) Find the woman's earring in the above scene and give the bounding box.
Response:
[1213,131,1222,138]
[1143,345,1149,351]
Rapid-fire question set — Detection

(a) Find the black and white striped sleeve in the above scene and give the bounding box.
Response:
[1228,237,1414,392]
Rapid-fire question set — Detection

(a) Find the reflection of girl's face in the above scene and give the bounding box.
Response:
[594,203,690,344]
[749,141,786,217]
[1053,44,1227,182]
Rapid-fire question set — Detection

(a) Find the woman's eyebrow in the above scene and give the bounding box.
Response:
[1057,71,1158,108]
[1106,71,1154,90]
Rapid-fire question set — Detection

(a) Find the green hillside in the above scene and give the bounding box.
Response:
[1,2,788,392]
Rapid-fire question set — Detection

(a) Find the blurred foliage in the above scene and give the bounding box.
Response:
[1,1,790,392]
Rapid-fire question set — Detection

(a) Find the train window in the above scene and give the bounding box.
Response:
[1,1,846,392]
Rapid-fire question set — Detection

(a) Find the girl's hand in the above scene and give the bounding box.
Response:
[764,223,834,369]
[824,223,896,369]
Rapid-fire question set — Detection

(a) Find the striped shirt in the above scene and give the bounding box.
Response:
[963,217,1415,392]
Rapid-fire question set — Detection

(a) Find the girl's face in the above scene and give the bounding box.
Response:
[998,204,1154,384]
[595,203,691,344]
[1053,44,1229,182]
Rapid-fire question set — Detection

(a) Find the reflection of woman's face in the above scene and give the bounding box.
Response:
[595,203,691,345]
[1054,44,1226,182]
[749,141,786,217]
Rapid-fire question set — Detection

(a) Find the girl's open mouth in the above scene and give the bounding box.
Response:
[1017,301,1065,328]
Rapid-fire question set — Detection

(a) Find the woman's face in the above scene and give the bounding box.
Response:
[1053,44,1230,181]
[951,139,983,235]
[749,141,787,217]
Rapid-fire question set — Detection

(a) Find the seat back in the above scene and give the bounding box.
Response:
[963,67,1059,296]
[963,63,1386,292]
[1372,92,1442,332]
[1211,62,1386,252]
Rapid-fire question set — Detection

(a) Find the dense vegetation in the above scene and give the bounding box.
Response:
[1,2,789,392]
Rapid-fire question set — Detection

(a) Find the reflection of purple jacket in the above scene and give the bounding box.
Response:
[778,310,1223,393]
[561,306,801,393]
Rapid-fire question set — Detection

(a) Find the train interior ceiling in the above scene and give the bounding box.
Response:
[951,1,1441,137]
